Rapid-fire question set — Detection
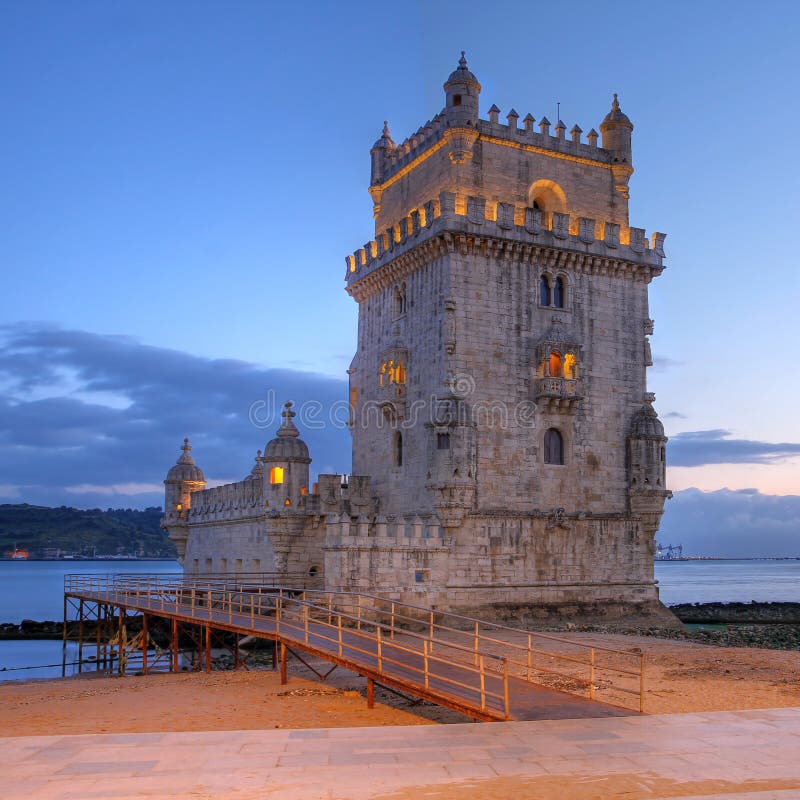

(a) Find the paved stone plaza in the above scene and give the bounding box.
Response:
[3,708,800,799]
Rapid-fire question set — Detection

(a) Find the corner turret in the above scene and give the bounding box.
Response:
[600,93,634,202]
[262,402,311,511]
[162,438,206,560]
[443,51,480,127]
[370,121,395,186]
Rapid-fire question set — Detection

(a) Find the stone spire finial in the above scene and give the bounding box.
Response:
[177,438,195,465]
[601,92,633,129]
[277,401,300,438]
[459,50,467,69]
[251,449,264,476]
[372,120,395,150]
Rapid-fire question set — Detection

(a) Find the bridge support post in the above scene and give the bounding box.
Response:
[204,625,212,673]
[366,678,374,709]
[142,613,148,675]
[171,618,179,672]
[280,642,287,685]
[61,595,68,678]
[78,599,84,674]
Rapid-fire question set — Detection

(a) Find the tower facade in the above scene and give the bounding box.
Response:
[336,54,671,618]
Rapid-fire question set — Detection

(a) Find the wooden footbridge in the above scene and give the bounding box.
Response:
[63,574,646,721]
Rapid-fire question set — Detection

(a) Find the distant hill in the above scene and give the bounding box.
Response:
[0,504,176,559]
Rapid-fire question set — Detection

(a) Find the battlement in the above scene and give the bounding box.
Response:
[325,512,447,545]
[188,477,264,522]
[346,190,666,288]
[372,105,611,188]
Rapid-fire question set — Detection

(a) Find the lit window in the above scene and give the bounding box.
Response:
[564,353,576,379]
[300,486,308,496]
[549,352,562,377]
[380,359,406,386]
[284,498,292,506]
[544,428,564,465]
[269,467,284,485]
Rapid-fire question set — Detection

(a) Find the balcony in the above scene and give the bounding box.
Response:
[534,377,582,413]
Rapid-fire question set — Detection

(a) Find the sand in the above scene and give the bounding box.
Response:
[0,632,798,737]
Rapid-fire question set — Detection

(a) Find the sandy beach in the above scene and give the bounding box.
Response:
[1,632,798,737]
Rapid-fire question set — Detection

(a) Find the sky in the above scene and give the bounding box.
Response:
[1,0,799,556]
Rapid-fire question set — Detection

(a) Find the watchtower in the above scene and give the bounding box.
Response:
[339,53,672,618]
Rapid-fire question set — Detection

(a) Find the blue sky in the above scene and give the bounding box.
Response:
[1,1,799,555]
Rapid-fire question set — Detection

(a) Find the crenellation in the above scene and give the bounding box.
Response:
[538,116,551,136]
[523,113,535,132]
[346,189,665,287]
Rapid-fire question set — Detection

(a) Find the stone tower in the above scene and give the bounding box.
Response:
[162,439,206,560]
[339,53,672,618]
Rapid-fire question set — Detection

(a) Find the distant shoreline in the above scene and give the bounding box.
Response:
[0,558,179,562]
[655,557,800,562]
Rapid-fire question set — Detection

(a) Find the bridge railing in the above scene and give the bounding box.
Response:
[65,573,510,718]
[65,574,644,713]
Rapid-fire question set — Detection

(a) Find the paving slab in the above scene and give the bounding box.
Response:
[1,708,799,799]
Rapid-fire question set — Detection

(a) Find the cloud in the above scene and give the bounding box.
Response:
[651,356,683,372]
[65,482,165,496]
[668,429,800,467]
[663,411,687,420]
[661,488,800,558]
[0,323,351,509]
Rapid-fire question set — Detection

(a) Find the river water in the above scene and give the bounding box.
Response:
[1,559,798,682]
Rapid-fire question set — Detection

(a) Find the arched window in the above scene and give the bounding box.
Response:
[548,351,562,377]
[269,467,284,485]
[394,431,403,467]
[544,428,564,465]
[563,353,577,379]
[553,276,565,308]
[528,179,568,228]
[540,275,551,306]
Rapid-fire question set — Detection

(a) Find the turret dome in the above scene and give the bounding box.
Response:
[444,51,481,90]
[165,439,206,483]
[600,93,633,130]
[629,404,665,438]
[263,402,311,463]
[371,121,395,151]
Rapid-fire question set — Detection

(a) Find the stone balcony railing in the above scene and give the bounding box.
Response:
[534,377,582,413]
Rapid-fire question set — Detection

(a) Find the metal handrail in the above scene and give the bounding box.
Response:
[64,573,646,713]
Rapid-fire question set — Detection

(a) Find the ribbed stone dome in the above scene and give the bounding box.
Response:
[600,94,633,129]
[630,404,665,438]
[444,51,480,89]
[371,121,395,151]
[165,439,206,483]
[263,402,311,463]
